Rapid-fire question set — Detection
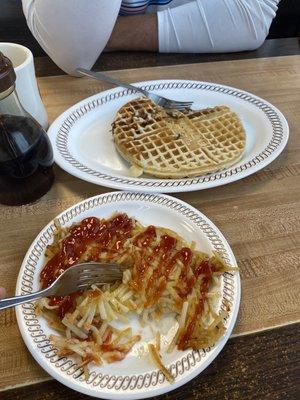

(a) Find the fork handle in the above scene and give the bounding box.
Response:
[76,68,149,97]
[0,287,51,311]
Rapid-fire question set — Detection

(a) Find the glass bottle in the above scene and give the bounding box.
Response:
[0,51,54,205]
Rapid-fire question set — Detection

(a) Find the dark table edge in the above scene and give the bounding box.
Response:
[1,323,299,399]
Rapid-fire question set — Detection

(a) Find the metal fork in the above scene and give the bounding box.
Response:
[0,262,123,311]
[76,68,193,111]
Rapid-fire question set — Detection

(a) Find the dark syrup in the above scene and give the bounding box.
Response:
[0,114,54,205]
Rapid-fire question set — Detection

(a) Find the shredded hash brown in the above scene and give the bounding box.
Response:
[36,213,236,382]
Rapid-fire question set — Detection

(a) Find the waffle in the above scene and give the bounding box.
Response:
[112,98,246,178]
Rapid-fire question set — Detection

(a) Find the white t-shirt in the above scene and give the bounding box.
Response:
[22,0,280,75]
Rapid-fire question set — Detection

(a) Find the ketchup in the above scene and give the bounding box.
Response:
[41,213,219,329]
[40,214,135,316]
[177,260,215,350]
[49,292,81,319]
[131,224,218,349]
[40,214,134,288]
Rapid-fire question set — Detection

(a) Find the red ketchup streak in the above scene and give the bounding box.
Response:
[130,226,157,291]
[131,225,194,307]
[49,292,81,319]
[146,243,193,307]
[40,214,134,317]
[177,260,215,350]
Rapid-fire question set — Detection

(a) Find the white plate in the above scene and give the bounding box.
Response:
[48,79,289,193]
[16,192,240,399]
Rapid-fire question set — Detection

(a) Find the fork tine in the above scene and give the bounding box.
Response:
[177,101,193,106]
[77,271,122,286]
[168,105,192,110]
[165,103,193,110]
[78,276,98,282]
[77,283,94,291]
[166,104,192,111]
[76,279,116,290]
[166,104,193,109]
[78,276,110,283]
[166,99,193,105]
[166,100,193,106]
[50,262,123,296]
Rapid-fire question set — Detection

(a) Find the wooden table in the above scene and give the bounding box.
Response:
[1,52,299,400]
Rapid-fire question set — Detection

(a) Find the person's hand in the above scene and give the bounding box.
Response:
[0,287,6,300]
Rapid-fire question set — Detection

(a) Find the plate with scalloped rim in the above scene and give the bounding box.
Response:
[16,192,240,399]
[47,79,288,193]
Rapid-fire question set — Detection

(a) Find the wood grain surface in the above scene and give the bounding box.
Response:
[0,55,299,391]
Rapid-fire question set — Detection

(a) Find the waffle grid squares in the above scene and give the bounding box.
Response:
[112,98,246,178]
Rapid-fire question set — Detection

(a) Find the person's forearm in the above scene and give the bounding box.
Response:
[106,14,158,52]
